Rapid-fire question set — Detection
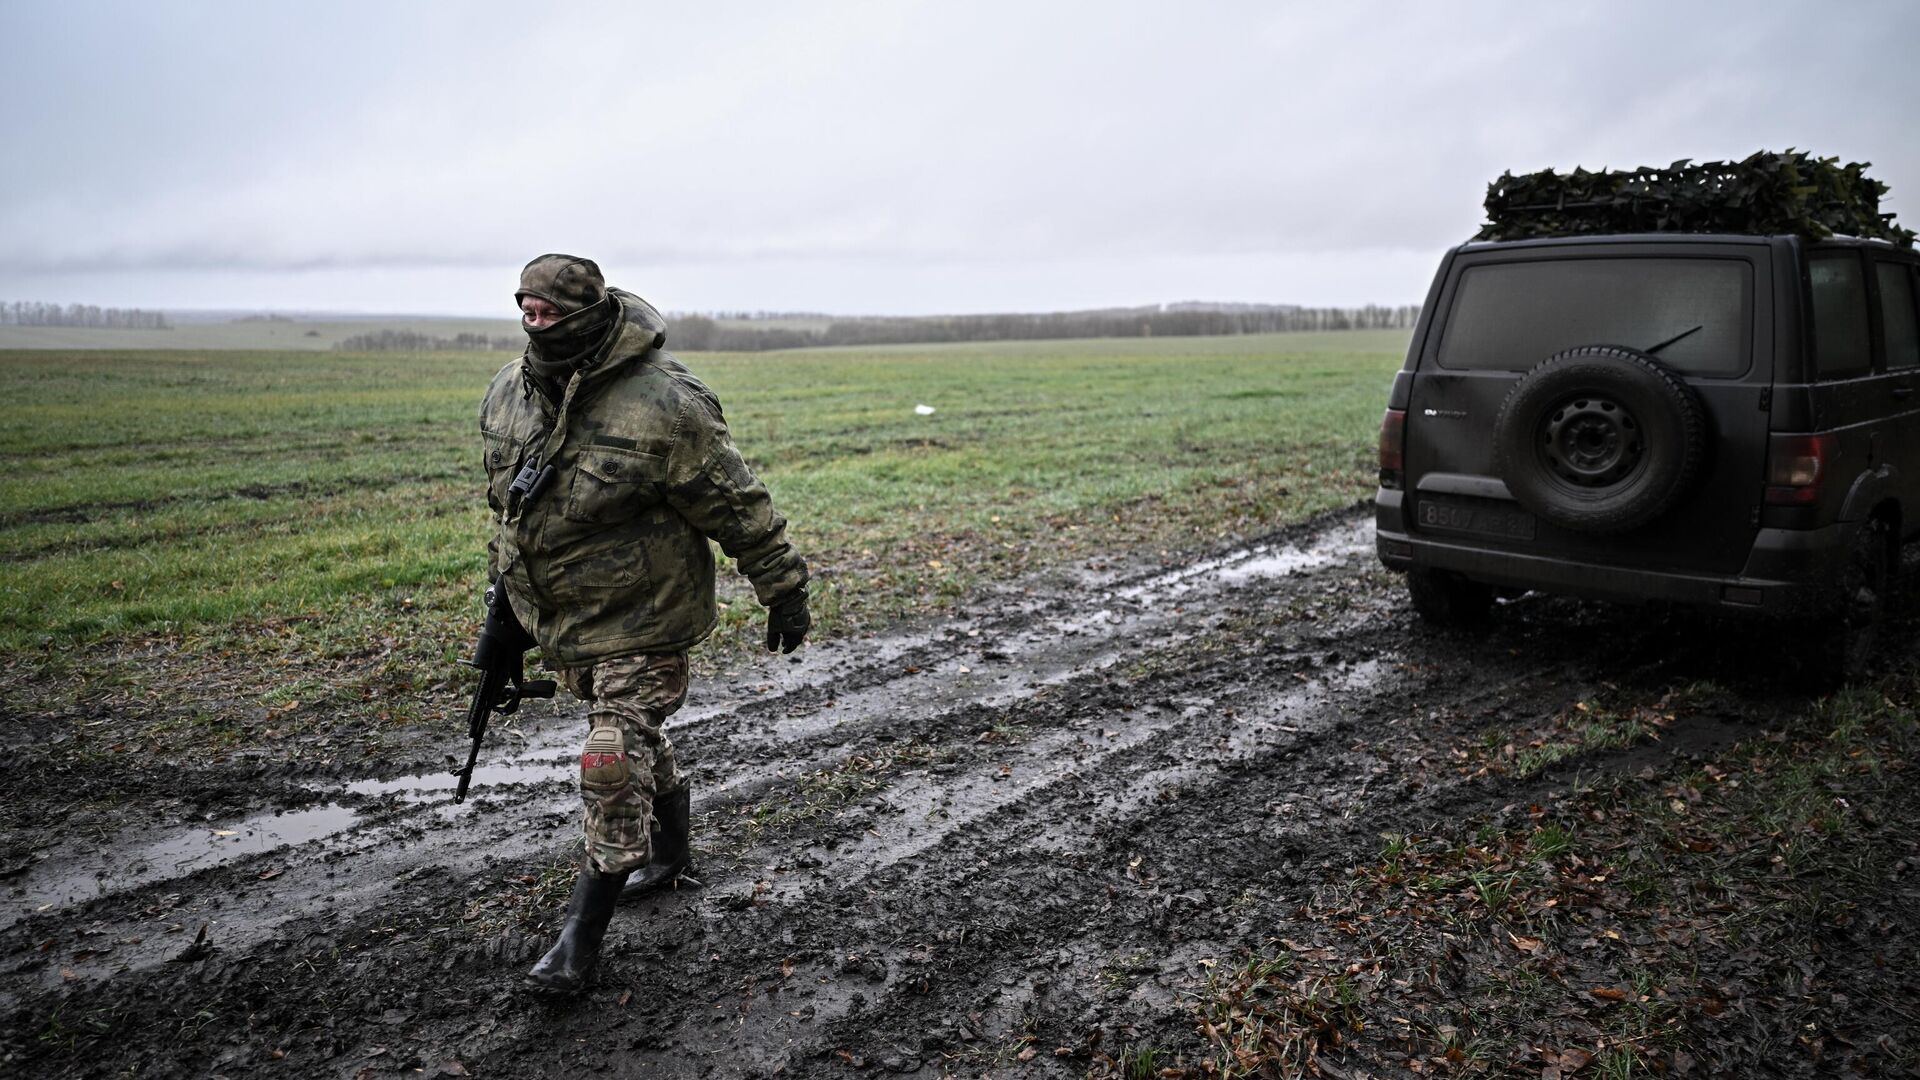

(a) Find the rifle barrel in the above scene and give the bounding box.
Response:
[454,666,510,802]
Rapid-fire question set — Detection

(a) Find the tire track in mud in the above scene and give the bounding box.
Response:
[0,516,1368,958]
[651,659,1690,1076]
[0,507,1759,1078]
[408,534,1701,1076]
[418,604,1432,1076]
[605,652,1585,1074]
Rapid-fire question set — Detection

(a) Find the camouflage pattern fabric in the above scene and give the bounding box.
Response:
[480,287,809,666]
[516,255,619,374]
[514,254,607,314]
[564,652,690,875]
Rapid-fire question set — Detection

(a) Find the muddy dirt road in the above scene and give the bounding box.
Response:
[4,506,1914,1078]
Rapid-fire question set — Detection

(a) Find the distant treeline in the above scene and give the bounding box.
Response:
[697,310,832,322]
[1,301,170,329]
[336,330,521,352]
[671,303,1421,352]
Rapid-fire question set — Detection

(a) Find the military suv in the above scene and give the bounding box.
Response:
[1375,233,1920,676]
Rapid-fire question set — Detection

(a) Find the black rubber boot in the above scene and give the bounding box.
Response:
[526,863,629,992]
[621,785,694,899]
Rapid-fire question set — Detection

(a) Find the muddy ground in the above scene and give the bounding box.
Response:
[3,507,1916,1078]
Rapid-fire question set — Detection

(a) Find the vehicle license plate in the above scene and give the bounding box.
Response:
[1416,496,1536,541]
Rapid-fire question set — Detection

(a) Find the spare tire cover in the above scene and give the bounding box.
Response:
[1492,346,1708,534]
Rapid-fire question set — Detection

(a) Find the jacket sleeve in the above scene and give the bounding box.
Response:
[660,395,808,605]
[479,385,499,582]
[479,372,514,584]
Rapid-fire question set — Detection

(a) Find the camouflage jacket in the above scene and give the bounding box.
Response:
[480,289,807,666]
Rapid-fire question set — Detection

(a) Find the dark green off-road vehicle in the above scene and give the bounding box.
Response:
[1375,231,1920,677]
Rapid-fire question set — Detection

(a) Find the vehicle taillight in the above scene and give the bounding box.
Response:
[1379,408,1407,489]
[1764,433,1836,505]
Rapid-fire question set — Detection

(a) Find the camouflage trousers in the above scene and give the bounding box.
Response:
[559,652,689,875]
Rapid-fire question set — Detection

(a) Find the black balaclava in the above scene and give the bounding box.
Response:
[517,253,618,377]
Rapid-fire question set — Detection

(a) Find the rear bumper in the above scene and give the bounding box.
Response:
[1373,489,1849,617]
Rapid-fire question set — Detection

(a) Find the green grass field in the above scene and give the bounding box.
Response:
[0,330,1407,748]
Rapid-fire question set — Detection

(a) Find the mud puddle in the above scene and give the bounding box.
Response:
[5,805,366,929]
[1111,515,1368,600]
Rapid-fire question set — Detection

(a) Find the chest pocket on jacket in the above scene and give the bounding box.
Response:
[565,446,667,524]
[483,429,530,513]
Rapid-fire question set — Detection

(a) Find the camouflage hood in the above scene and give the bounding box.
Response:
[600,288,669,363]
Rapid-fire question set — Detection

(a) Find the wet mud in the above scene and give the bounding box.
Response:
[0,506,1905,1077]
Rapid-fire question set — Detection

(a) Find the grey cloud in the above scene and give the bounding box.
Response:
[2,1,1915,313]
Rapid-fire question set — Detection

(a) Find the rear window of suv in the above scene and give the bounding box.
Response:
[1438,257,1752,375]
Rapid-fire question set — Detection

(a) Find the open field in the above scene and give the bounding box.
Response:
[0,330,1403,736]
[3,329,1916,1078]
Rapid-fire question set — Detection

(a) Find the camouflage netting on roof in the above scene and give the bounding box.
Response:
[1475,150,1914,248]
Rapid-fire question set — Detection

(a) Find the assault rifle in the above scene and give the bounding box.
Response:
[453,584,556,802]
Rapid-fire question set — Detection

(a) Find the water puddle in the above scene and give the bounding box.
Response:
[4,756,582,928]
[6,803,364,928]
[1214,546,1340,582]
[1117,517,1370,604]
[340,757,568,799]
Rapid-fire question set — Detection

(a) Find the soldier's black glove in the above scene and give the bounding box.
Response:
[766,588,810,654]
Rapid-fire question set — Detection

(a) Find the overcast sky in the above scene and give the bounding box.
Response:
[2,1,1915,316]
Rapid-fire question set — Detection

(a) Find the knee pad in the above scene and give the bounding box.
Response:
[580,727,629,791]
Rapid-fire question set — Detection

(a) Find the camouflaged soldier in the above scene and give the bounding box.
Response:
[482,254,810,992]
